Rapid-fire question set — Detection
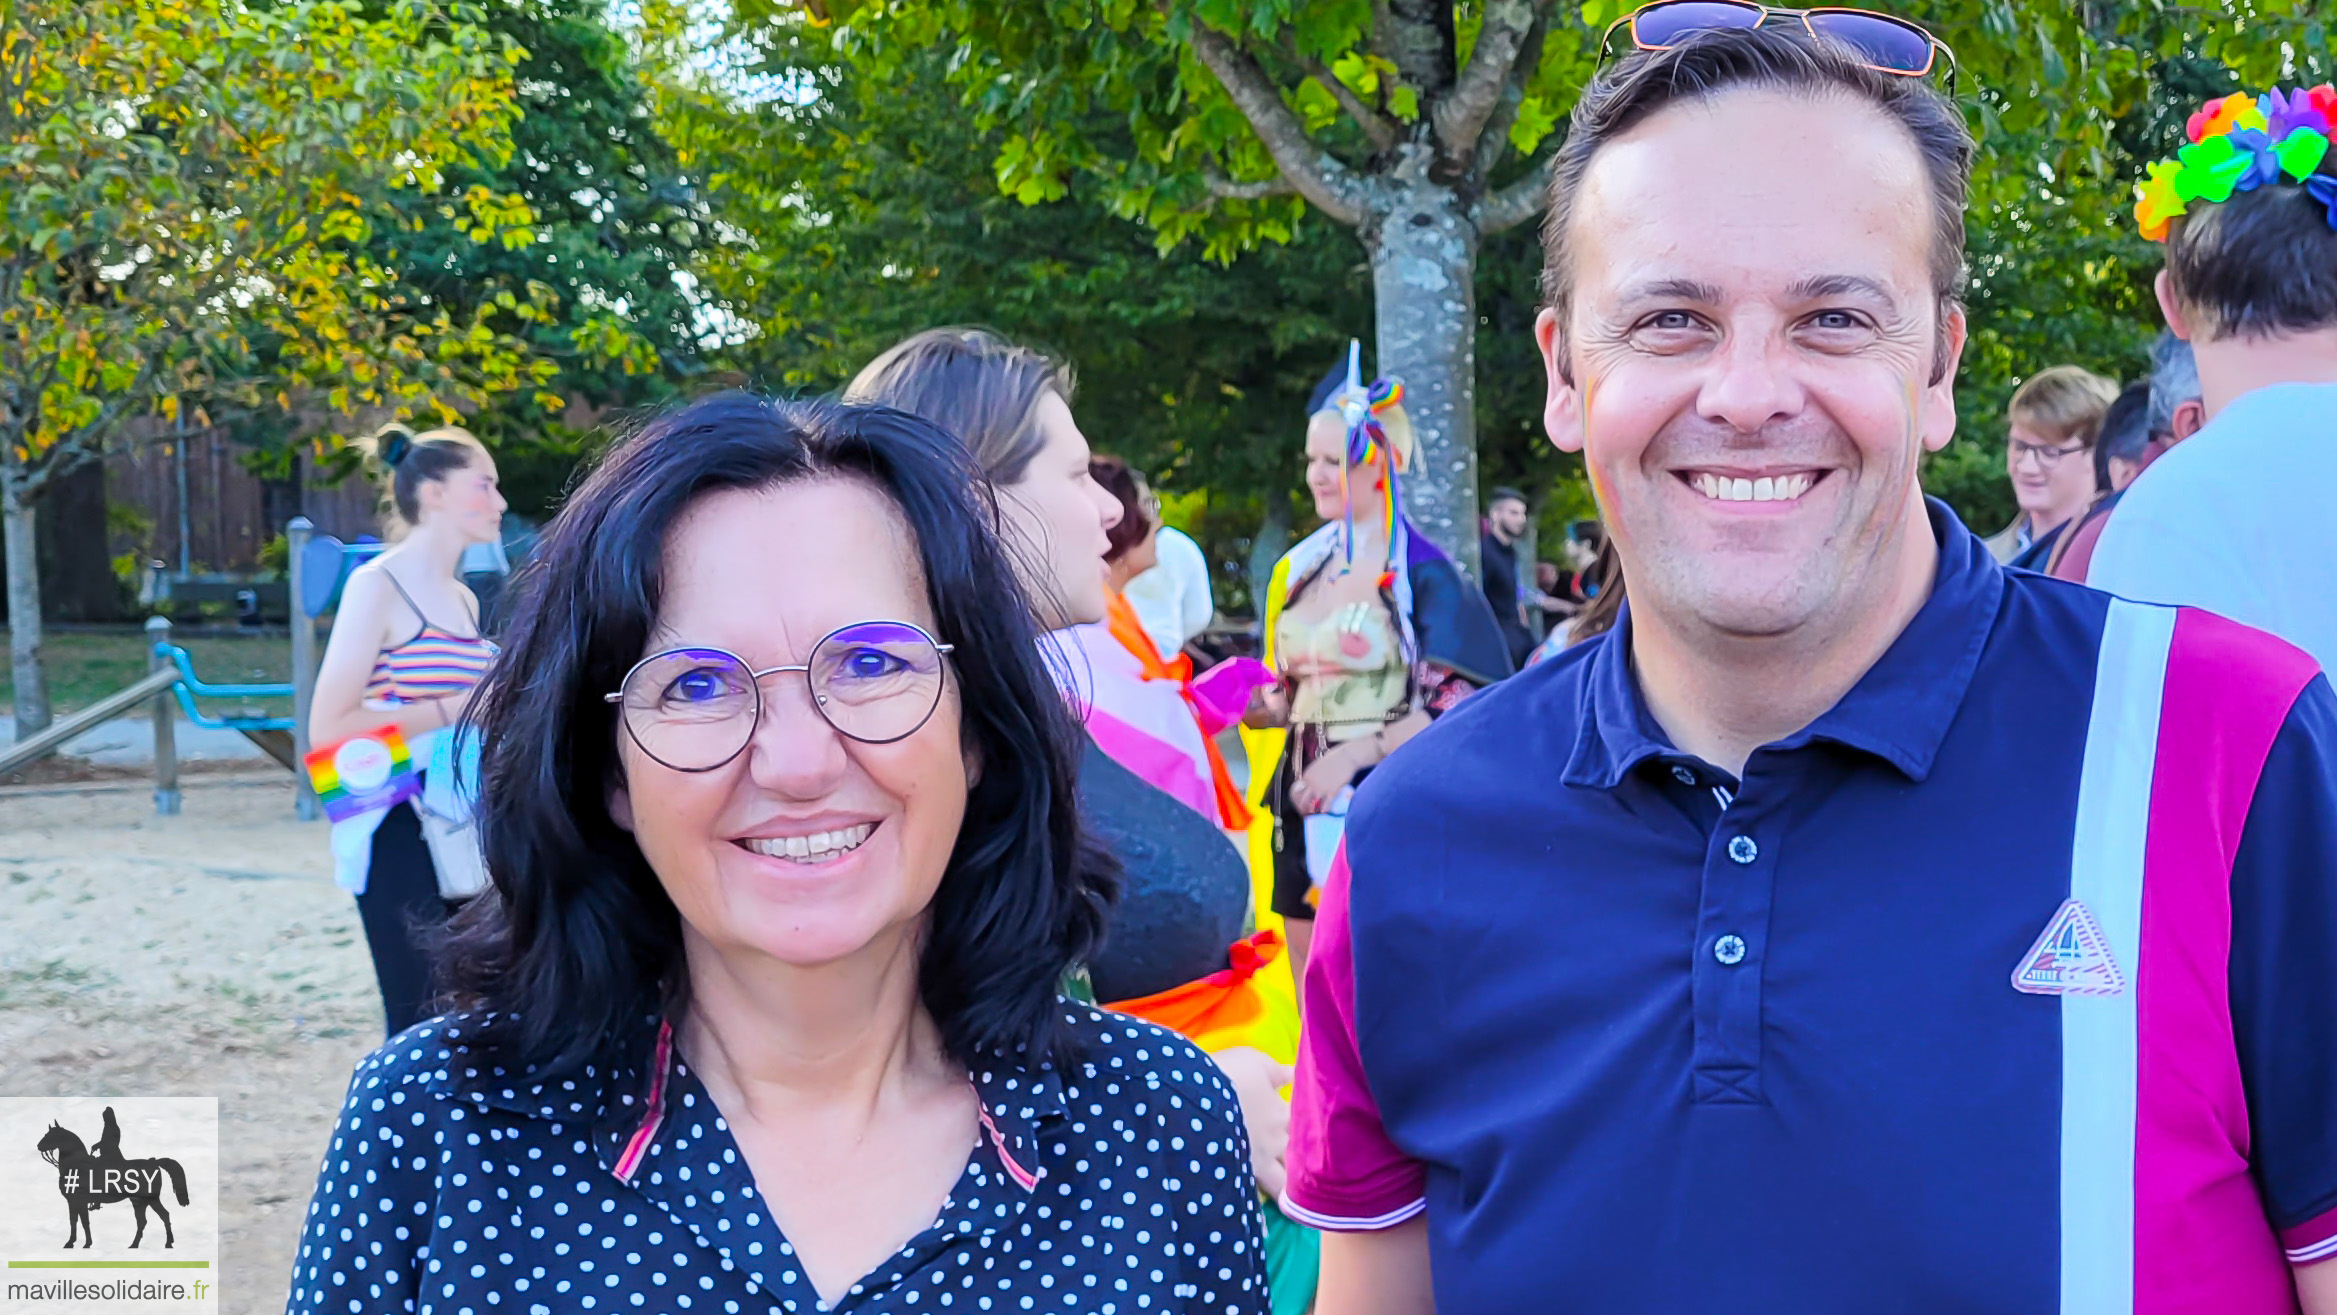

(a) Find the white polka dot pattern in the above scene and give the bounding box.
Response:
[283,1003,1269,1313]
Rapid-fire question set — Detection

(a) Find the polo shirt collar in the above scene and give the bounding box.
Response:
[1563,499,2002,789]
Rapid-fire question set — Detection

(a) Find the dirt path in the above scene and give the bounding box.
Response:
[0,776,380,1315]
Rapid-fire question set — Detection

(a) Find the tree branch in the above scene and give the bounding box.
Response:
[1280,37,1401,152]
[1185,21,1378,227]
[1432,0,1545,161]
[1469,10,1548,185]
[1204,167,1300,200]
[1475,150,1558,234]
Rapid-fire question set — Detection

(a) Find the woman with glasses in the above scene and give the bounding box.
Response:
[850,330,1316,1313]
[286,395,1267,1315]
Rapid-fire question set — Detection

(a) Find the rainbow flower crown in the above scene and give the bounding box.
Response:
[2136,84,2337,242]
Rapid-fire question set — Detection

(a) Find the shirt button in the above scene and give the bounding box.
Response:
[1714,934,1748,965]
[1671,765,1697,786]
[1727,835,1759,864]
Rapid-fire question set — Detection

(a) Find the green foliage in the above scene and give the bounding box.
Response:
[659,25,1377,605]
[0,0,539,494]
[680,0,2325,543]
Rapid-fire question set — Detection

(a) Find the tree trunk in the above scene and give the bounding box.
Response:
[1364,175,1483,582]
[2,454,49,739]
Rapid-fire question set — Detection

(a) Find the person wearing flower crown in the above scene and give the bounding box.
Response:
[2089,83,2337,674]
[1248,342,1512,979]
[1283,16,2337,1313]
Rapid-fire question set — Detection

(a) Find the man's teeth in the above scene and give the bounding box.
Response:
[1691,472,1815,503]
[743,824,875,862]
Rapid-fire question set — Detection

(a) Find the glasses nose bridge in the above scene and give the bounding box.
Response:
[745,660,828,719]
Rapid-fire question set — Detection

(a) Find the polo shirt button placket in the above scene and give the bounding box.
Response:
[1693,818,1774,1105]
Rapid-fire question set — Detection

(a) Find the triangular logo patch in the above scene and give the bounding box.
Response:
[2012,898,2126,996]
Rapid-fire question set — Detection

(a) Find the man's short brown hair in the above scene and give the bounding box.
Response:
[1539,26,1975,379]
[2006,365,2118,449]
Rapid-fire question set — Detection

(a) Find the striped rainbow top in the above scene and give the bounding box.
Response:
[364,572,498,704]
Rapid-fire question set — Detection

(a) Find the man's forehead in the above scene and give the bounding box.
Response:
[1570,87,1933,301]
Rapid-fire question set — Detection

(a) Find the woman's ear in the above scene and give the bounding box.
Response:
[608,780,636,834]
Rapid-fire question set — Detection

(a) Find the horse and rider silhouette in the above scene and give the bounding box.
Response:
[35,1107,190,1249]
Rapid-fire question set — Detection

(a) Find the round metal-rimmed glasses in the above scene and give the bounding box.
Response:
[604,620,955,772]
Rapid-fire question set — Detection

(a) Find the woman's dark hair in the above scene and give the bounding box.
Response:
[2093,380,2155,494]
[363,423,485,532]
[442,393,1115,1078]
[844,327,1074,485]
[1569,538,1626,647]
[1089,456,1152,564]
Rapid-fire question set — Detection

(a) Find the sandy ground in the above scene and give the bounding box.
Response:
[0,774,378,1315]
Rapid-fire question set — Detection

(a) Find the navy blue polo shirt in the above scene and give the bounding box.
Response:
[1285,503,2337,1312]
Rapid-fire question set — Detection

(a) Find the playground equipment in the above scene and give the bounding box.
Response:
[0,518,332,816]
[2,515,512,816]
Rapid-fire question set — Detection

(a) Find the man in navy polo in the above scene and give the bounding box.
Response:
[1285,21,2337,1315]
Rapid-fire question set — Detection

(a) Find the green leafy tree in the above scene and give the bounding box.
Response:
[658,24,1378,609]
[227,0,708,524]
[0,0,531,736]
[705,0,2320,576]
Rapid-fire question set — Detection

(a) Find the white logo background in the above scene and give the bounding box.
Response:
[0,1096,218,1312]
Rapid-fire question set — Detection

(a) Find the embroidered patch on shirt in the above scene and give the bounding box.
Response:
[2012,898,2127,996]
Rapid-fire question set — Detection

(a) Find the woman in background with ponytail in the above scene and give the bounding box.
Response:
[309,424,506,1034]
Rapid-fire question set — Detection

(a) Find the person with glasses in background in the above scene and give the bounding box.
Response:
[286,395,1267,1315]
[2046,332,2205,584]
[1287,8,2337,1314]
[1981,364,2118,571]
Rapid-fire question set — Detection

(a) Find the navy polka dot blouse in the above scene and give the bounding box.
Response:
[286,1003,1269,1313]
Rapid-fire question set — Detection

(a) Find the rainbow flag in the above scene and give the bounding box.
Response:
[304,724,422,822]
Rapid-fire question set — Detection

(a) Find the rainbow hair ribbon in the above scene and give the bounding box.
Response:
[2135,84,2337,241]
[1328,340,1412,569]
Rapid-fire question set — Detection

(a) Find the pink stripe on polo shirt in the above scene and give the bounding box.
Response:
[1284,845,1427,1231]
[2133,608,2321,1309]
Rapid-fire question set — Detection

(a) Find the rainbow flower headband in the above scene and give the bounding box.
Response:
[2135,84,2337,242]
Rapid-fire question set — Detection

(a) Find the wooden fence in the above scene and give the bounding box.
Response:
[106,425,381,573]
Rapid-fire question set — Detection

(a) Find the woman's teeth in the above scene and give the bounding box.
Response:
[742,824,875,863]
[1691,472,1814,503]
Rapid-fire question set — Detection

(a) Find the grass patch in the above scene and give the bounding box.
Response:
[0,628,294,718]
[0,958,117,1009]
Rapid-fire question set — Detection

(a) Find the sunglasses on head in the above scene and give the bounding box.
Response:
[1602,0,1956,87]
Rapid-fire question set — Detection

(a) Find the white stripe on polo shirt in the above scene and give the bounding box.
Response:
[2058,598,2173,1311]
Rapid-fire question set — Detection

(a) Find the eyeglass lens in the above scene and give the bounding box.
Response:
[617,623,947,770]
[1802,10,1936,75]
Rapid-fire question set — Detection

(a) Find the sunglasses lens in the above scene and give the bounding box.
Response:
[1631,0,1763,49]
[1804,10,1935,74]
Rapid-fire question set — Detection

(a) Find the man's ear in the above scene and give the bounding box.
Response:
[1537,307,1585,455]
[2154,268,2195,342]
[1919,303,1969,454]
[2170,397,2206,442]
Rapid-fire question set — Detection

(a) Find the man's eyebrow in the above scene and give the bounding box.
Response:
[1787,274,1898,302]
[1615,277,1725,305]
